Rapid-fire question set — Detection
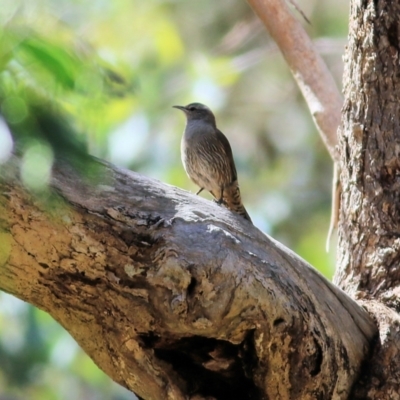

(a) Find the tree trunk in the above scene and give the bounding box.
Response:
[0,156,375,399]
[336,0,400,398]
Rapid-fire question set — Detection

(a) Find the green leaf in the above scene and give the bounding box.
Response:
[17,36,81,90]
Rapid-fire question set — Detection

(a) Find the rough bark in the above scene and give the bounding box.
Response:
[0,155,376,400]
[336,0,400,398]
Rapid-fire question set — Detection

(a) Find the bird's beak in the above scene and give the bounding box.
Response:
[173,105,186,112]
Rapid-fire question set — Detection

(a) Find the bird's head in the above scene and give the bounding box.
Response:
[173,102,216,125]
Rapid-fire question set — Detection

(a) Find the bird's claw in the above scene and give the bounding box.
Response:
[214,198,224,206]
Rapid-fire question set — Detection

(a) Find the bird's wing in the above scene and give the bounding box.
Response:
[216,129,237,183]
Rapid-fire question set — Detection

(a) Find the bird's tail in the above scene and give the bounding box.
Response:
[223,181,252,223]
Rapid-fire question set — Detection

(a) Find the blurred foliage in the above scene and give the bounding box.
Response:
[0,0,349,398]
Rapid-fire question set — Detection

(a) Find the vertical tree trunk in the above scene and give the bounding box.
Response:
[336,1,400,397]
[337,0,400,295]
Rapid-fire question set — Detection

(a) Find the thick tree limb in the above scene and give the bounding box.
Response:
[246,0,342,161]
[0,155,376,399]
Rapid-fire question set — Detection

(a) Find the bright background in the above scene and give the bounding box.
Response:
[0,0,348,398]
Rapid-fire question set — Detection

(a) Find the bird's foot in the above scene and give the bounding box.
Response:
[214,198,225,206]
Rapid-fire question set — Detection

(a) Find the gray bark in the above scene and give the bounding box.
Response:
[336,0,400,398]
[0,155,376,399]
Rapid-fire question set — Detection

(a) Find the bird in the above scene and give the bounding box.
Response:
[173,102,252,223]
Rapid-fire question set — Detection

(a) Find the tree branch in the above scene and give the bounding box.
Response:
[246,0,342,161]
[0,154,376,399]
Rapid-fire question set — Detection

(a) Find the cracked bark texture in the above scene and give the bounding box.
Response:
[0,156,376,400]
[335,0,400,398]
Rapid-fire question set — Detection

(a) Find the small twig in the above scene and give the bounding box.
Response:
[287,0,311,25]
[326,163,341,252]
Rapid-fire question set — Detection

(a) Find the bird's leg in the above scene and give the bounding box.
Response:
[196,188,204,195]
[215,187,224,205]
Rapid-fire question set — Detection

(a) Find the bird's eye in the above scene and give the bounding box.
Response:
[188,106,196,111]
